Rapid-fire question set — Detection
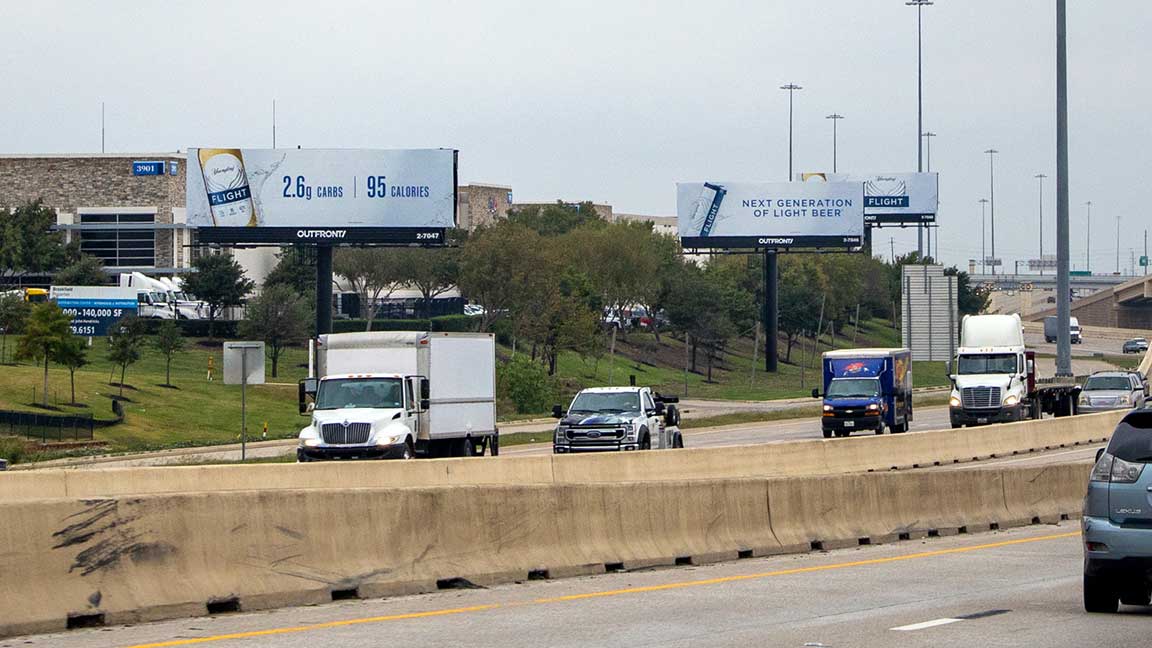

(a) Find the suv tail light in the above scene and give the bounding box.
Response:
[1091,452,1145,484]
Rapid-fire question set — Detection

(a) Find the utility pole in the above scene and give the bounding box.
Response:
[100,102,105,154]
[1116,214,1122,275]
[826,113,844,172]
[985,148,999,273]
[1035,173,1047,274]
[1085,201,1092,273]
[890,237,896,264]
[1055,0,1072,378]
[979,198,989,274]
[908,0,933,259]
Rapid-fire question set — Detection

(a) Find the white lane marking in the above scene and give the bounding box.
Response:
[890,617,964,631]
[958,445,1103,468]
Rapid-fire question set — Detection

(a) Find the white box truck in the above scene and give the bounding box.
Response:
[297,331,498,460]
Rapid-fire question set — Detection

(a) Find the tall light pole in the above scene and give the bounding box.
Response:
[979,198,989,274]
[923,131,937,259]
[1085,200,1092,272]
[1055,0,1071,377]
[781,84,802,179]
[826,113,844,172]
[766,83,803,373]
[1116,214,1122,274]
[984,148,999,273]
[907,0,933,259]
[1035,173,1047,274]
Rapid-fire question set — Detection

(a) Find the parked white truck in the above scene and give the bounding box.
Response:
[948,313,1080,428]
[118,272,206,320]
[297,331,498,460]
[551,386,682,453]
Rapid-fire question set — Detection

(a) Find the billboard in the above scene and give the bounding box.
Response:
[187,148,457,244]
[49,286,138,337]
[799,172,938,224]
[677,181,864,250]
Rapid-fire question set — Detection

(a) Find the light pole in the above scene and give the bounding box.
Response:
[907,0,933,259]
[984,148,999,273]
[1055,0,1071,376]
[979,198,989,274]
[826,113,844,172]
[781,84,803,179]
[1085,200,1092,273]
[1116,214,1122,274]
[766,83,803,373]
[1035,173,1047,275]
[922,131,936,259]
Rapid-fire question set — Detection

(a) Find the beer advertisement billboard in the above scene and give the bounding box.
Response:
[187,148,457,244]
[677,181,864,250]
[799,172,938,224]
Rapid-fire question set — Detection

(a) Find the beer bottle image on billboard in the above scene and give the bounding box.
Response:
[197,148,258,227]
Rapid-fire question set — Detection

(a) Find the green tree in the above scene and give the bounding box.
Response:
[54,336,88,405]
[14,302,73,406]
[180,253,255,338]
[500,356,552,414]
[507,201,605,237]
[153,320,185,387]
[0,293,30,364]
[391,247,461,319]
[459,221,551,335]
[239,284,309,377]
[264,246,316,295]
[333,248,405,329]
[107,315,145,399]
[665,266,738,382]
[777,256,827,363]
[54,254,108,286]
[565,222,662,333]
[946,267,991,317]
[0,200,73,280]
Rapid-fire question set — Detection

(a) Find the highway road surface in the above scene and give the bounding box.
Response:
[25,523,1151,648]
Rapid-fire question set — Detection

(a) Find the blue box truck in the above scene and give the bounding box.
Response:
[812,348,913,438]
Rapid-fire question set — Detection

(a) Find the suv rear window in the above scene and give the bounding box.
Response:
[1106,412,1152,463]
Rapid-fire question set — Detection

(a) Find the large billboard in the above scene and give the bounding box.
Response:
[677,181,864,250]
[187,148,457,244]
[799,172,938,224]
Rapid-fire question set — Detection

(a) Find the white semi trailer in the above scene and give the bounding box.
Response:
[297,331,498,460]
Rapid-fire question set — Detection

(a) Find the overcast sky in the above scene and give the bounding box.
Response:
[3,1,1150,273]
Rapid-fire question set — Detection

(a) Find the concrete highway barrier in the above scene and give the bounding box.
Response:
[0,409,1123,501]
[0,464,1089,638]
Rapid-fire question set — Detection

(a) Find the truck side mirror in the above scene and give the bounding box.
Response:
[945,360,952,375]
[811,388,820,399]
[298,379,317,415]
[420,398,430,411]
[655,402,666,415]
[552,404,564,419]
[420,378,430,400]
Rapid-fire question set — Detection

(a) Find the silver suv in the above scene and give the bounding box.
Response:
[1079,372,1146,414]
[1084,410,1152,612]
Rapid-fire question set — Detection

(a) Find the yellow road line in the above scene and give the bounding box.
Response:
[126,530,1079,648]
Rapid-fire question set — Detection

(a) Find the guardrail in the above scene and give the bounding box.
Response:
[0,409,1124,501]
[0,464,1088,638]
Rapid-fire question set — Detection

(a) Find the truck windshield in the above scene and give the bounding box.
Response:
[826,378,880,399]
[1084,376,1133,391]
[569,392,640,414]
[316,378,404,410]
[957,354,1017,374]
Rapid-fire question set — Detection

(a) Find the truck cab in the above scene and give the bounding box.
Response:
[297,373,425,460]
[552,386,681,453]
[814,348,913,438]
[949,313,1034,427]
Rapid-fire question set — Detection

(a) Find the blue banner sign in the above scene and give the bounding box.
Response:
[133,161,165,176]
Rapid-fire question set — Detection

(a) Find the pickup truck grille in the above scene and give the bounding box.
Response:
[961,387,1001,409]
[321,423,372,445]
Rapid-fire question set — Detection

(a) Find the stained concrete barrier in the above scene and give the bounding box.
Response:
[0,410,1124,501]
[0,464,1089,638]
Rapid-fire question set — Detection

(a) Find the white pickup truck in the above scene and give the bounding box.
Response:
[297,331,498,460]
[551,386,682,453]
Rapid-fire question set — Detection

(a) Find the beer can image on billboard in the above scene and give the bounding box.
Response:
[197,148,258,227]
[686,182,727,237]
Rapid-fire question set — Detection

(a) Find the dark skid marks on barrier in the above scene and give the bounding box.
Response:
[52,498,175,577]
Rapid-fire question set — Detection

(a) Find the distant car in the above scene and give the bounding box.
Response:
[1123,338,1149,354]
[1079,372,1146,413]
[1083,409,1152,612]
[463,304,486,317]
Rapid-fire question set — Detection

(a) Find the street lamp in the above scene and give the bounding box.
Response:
[780,84,803,179]
[984,148,999,274]
[907,0,933,258]
[979,198,989,274]
[1035,173,1047,275]
[1116,213,1122,274]
[826,113,844,173]
[1085,200,1092,273]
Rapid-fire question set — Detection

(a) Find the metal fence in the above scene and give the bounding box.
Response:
[0,410,94,442]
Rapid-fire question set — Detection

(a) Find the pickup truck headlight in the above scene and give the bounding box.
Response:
[301,437,322,447]
[949,393,961,407]
[555,427,567,443]
[375,434,404,447]
[1079,393,1091,405]
[623,427,637,440]
[866,403,880,411]
[1003,394,1020,406]
[822,404,833,412]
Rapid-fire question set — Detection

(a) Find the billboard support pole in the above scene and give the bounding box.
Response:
[316,245,333,336]
[764,250,778,373]
[1055,0,1072,378]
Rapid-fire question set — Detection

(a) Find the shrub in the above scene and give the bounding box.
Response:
[500,357,552,414]
[0,436,27,464]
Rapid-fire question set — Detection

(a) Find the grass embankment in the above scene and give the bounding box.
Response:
[0,339,311,456]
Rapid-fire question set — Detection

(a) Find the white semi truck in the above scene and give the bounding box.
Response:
[948,313,1080,427]
[118,272,206,320]
[297,331,498,460]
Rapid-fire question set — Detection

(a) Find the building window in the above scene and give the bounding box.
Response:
[78,213,156,267]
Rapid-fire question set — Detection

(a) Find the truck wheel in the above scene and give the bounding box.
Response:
[400,441,414,460]
[640,430,651,450]
[490,432,500,457]
[1084,574,1119,613]
[951,423,962,429]
[822,429,832,439]
[875,424,885,435]
[673,433,684,449]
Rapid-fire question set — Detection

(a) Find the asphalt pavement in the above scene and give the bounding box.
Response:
[26,522,1149,648]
